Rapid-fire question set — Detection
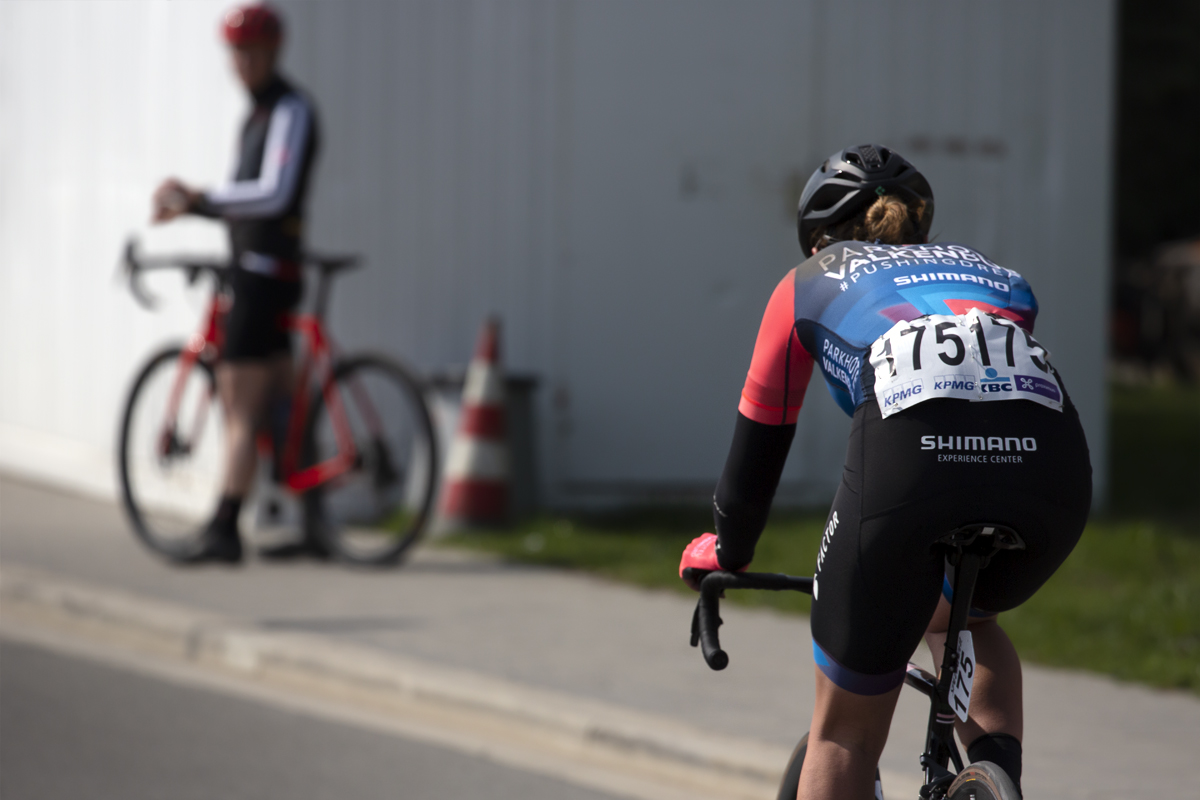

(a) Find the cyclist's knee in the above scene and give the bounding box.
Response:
[808,723,889,764]
[810,669,898,759]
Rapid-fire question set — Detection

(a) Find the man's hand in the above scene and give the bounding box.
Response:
[679,533,736,591]
[152,178,201,224]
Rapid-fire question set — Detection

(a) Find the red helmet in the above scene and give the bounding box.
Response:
[221,3,283,47]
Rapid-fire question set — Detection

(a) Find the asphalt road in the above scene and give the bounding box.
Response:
[0,638,621,800]
[4,475,1200,800]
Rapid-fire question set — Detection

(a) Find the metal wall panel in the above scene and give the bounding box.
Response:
[0,0,241,494]
[771,0,1117,502]
[0,0,1114,507]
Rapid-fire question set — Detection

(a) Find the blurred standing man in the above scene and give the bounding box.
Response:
[152,3,320,563]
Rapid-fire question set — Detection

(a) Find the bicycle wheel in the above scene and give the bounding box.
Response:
[946,762,1020,800]
[119,346,224,561]
[301,354,437,565]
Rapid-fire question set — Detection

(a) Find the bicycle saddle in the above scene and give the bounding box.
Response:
[936,523,1025,567]
[305,254,361,275]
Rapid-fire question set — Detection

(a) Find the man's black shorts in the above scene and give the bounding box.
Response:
[223,267,303,362]
[809,394,1092,695]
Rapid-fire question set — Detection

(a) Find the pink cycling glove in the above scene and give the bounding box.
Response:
[679,533,741,590]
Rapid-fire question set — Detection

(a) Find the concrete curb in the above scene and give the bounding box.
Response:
[0,563,792,790]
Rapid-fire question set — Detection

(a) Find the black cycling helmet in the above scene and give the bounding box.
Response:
[797,143,934,252]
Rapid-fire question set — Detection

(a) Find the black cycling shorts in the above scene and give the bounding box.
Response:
[222,267,303,362]
[809,394,1091,695]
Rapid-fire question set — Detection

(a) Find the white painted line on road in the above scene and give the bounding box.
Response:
[6,563,913,800]
[0,563,924,800]
[0,617,739,800]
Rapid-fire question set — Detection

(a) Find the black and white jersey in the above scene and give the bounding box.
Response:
[193,74,319,265]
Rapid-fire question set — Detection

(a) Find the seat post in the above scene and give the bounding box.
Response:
[918,524,1024,794]
[920,548,982,790]
[937,547,983,704]
[919,527,1006,792]
[312,267,332,323]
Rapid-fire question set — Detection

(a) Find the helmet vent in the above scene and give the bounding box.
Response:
[860,145,883,168]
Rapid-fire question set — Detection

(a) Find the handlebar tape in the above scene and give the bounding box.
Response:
[690,571,814,672]
[698,581,729,670]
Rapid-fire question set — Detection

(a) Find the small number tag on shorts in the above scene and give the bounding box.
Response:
[869,309,1063,418]
[950,630,975,723]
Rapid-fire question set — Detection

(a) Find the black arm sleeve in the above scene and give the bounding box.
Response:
[712,412,796,571]
[188,194,221,219]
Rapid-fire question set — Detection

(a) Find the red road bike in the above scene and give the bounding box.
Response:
[117,239,438,565]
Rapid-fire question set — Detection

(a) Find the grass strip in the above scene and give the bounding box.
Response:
[1109,382,1200,517]
[442,513,1200,694]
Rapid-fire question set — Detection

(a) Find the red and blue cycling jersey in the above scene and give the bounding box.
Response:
[739,242,1038,423]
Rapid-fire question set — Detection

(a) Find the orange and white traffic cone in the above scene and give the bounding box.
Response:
[439,317,509,527]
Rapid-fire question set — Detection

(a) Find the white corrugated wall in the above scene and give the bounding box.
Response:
[0,0,1114,508]
[0,0,240,496]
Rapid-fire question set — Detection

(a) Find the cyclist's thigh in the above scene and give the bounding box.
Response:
[810,404,945,692]
[224,267,303,363]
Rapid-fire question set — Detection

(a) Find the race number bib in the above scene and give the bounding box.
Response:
[869,309,1062,418]
[950,630,976,723]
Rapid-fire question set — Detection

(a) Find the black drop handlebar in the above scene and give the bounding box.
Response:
[688,570,814,671]
[121,238,231,310]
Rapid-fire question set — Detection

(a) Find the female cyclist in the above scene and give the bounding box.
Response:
[679,144,1091,799]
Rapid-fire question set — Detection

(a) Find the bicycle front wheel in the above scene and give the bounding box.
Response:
[301,354,437,565]
[119,346,224,561]
[946,762,1020,800]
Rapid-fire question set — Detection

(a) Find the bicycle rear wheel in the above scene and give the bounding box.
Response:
[946,762,1020,800]
[119,346,224,561]
[301,354,437,565]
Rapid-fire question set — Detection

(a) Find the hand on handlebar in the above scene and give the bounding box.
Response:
[679,533,745,590]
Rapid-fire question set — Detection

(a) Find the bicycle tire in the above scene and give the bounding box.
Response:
[946,762,1020,800]
[776,733,884,800]
[301,354,437,566]
[118,346,223,562]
